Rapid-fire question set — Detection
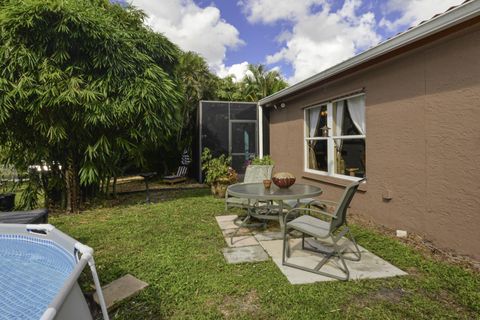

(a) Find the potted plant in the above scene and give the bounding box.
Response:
[250,155,274,166]
[201,148,238,198]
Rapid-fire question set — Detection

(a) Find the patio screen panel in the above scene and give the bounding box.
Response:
[198,101,260,181]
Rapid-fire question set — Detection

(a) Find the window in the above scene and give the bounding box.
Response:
[304,94,366,179]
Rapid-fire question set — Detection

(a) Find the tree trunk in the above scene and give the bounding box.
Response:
[40,170,50,209]
[99,174,104,194]
[112,174,117,199]
[105,176,110,197]
[65,158,80,213]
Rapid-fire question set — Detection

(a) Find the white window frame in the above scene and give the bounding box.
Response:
[303,93,365,181]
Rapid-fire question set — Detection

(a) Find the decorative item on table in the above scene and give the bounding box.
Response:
[263,179,272,189]
[272,172,296,188]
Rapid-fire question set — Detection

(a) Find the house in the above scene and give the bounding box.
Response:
[258,0,480,259]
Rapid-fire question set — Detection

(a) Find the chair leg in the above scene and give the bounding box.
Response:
[233,213,266,228]
[230,215,251,245]
[343,227,361,262]
[331,235,350,280]
[282,233,351,281]
[283,258,350,281]
[282,227,291,264]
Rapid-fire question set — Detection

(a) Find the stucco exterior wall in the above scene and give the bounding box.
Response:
[268,22,480,259]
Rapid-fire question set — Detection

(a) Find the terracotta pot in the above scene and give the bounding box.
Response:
[215,183,228,198]
[210,184,217,196]
[263,179,272,189]
[272,172,296,188]
[211,178,229,198]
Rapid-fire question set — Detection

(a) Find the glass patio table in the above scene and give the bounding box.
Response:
[227,182,323,230]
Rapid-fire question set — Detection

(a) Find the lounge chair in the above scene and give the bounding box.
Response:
[282,178,366,280]
[163,166,188,185]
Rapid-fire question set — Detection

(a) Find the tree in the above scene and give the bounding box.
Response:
[214,76,244,101]
[0,0,182,212]
[175,51,216,152]
[240,64,288,101]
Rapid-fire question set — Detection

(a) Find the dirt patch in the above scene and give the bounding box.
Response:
[352,287,407,309]
[218,290,263,319]
[373,287,406,303]
[114,176,205,194]
[349,213,480,273]
[346,287,480,318]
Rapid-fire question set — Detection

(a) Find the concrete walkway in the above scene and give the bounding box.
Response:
[216,215,407,284]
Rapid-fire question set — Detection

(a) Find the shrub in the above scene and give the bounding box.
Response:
[250,155,274,166]
[201,148,237,185]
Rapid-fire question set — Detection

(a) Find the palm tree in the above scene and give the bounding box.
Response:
[214,75,244,101]
[241,64,288,101]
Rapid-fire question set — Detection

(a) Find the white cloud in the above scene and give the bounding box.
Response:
[242,0,464,84]
[216,61,250,81]
[245,0,380,83]
[131,0,244,72]
[379,0,464,32]
[238,0,325,24]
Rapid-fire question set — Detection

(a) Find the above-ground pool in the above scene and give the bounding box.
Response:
[0,224,109,320]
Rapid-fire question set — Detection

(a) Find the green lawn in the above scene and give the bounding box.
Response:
[51,189,480,319]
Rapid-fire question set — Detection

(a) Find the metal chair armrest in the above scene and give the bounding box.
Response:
[284,207,336,223]
[314,199,338,206]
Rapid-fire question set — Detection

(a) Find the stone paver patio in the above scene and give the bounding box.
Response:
[215,214,407,284]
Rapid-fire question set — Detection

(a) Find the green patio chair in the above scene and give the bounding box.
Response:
[225,165,273,211]
[226,165,273,244]
[282,178,366,281]
[282,198,325,210]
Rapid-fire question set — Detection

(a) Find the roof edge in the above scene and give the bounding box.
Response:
[259,0,480,106]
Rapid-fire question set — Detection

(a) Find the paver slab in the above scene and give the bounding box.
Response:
[227,235,259,247]
[259,239,406,284]
[253,231,284,241]
[93,274,148,309]
[259,237,368,259]
[222,227,252,237]
[222,245,269,264]
[216,215,238,222]
[215,215,238,230]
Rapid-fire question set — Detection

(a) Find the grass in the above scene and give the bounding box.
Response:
[50,189,480,319]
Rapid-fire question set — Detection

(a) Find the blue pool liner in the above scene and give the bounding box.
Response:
[0,234,75,320]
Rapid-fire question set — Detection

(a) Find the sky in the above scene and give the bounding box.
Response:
[118,0,465,84]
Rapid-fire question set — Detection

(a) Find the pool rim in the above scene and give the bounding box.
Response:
[0,223,109,320]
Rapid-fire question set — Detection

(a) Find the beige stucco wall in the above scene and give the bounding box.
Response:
[268,22,480,259]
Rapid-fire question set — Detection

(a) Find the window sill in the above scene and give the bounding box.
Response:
[302,172,367,192]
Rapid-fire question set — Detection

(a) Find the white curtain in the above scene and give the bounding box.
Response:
[309,108,320,137]
[347,96,366,135]
[335,101,345,137]
[334,100,345,150]
[308,108,321,169]
[334,101,345,174]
